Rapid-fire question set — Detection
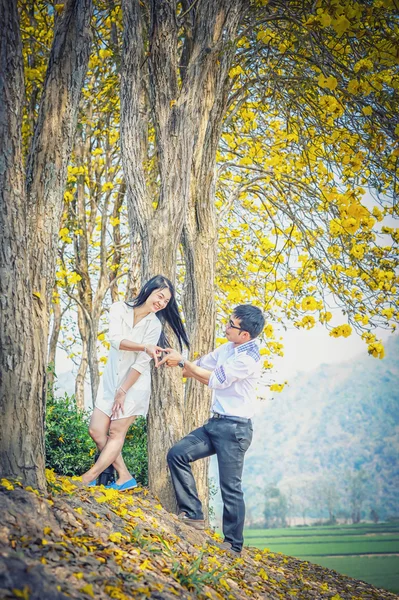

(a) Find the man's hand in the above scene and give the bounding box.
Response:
[144,344,164,367]
[182,365,190,378]
[157,348,182,367]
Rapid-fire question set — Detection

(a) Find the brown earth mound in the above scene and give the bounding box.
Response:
[0,474,397,600]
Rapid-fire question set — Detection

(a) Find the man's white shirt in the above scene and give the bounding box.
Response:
[196,340,261,418]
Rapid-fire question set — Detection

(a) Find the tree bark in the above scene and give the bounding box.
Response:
[180,3,241,512]
[75,304,89,410]
[0,0,92,488]
[47,285,63,393]
[26,0,93,410]
[121,0,247,510]
[0,0,46,488]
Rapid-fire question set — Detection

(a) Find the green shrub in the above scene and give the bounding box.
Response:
[45,392,149,484]
[45,393,96,475]
[123,417,148,485]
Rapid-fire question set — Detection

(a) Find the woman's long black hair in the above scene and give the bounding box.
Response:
[126,275,190,351]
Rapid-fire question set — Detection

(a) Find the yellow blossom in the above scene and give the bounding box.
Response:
[368,341,385,359]
[317,74,338,90]
[301,296,317,311]
[329,324,352,338]
[102,181,114,192]
[67,272,82,285]
[333,15,350,36]
[342,217,359,234]
[319,311,332,323]
[79,584,95,598]
[1,478,14,491]
[270,383,285,392]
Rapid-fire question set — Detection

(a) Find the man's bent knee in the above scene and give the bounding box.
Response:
[167,444,186,465]
[167,446,177,463]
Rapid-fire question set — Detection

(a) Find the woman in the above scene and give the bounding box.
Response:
[79,275,190,490]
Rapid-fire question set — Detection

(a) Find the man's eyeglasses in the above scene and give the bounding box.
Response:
[227,318,246,333]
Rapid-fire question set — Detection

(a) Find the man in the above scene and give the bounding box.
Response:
[158,304,265,555]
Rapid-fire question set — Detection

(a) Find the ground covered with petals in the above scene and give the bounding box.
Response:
[0,473,397,600]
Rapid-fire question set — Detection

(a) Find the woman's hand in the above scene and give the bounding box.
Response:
[157,348,182,367]
[112,388,126,419]
[144,344,164,366]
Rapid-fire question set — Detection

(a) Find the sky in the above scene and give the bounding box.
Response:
[268,320,395,381]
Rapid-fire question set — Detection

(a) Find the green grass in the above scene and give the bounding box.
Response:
[245,524,399,538]
[244,523,399,593]
[247,540,399,558]
[301,556,399,594]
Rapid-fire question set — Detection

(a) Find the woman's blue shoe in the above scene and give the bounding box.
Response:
[105,477,137,491]
[87,479,97,487]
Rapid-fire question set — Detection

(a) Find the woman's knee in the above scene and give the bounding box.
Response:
[89,426,105,443]
[108,422,129,442]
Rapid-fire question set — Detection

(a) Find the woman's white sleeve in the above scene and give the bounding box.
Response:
[130,319,162,374]
[108,303,125,350]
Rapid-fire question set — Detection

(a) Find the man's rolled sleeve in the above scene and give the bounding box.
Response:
[130,318,162,374]
[196,346,223,370]
[108,302,126,350]
[208,355,256,390]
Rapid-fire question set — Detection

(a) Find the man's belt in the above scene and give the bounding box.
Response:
[211,413,251,423]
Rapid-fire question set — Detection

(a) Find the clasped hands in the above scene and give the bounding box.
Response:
[144,345,185,371]
[157,348,189,377]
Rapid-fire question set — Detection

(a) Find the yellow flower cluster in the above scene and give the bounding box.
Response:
[295,316,316,329]
[329,324,352,338]
[270,383,285,393]
[301,296,318,311]
[59,227,72,243]
[367,341,385,359]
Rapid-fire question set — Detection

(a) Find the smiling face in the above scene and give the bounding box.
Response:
[225,314,251,345]
[145,286,172,313]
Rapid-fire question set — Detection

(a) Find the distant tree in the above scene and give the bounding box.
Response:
[263,485,288,529]
[283,478,315,525]
[347,470,368,523]
[370,508,379,524]
[319,479,340,523]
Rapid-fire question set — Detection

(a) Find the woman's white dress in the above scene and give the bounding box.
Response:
[95,301,162,420]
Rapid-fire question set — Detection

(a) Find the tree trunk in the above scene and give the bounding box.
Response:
[27,0,93,309]
[0,0,46,488]
[0,0,92,489]
[87,315,100,407]
[181,16,238,512]
[26,0,93,411]
[121,0,247,510]
[110,184,125,303]
[47,285,63,393]
[75,305,89,411]
[126,232,142,301]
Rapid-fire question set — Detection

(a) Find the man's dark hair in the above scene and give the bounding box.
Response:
[233,305,265,339]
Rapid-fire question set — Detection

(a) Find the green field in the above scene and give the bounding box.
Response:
[244,523,399,594]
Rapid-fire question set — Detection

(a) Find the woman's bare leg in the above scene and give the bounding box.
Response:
[82,414,136,484]
[88,408,132,482]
